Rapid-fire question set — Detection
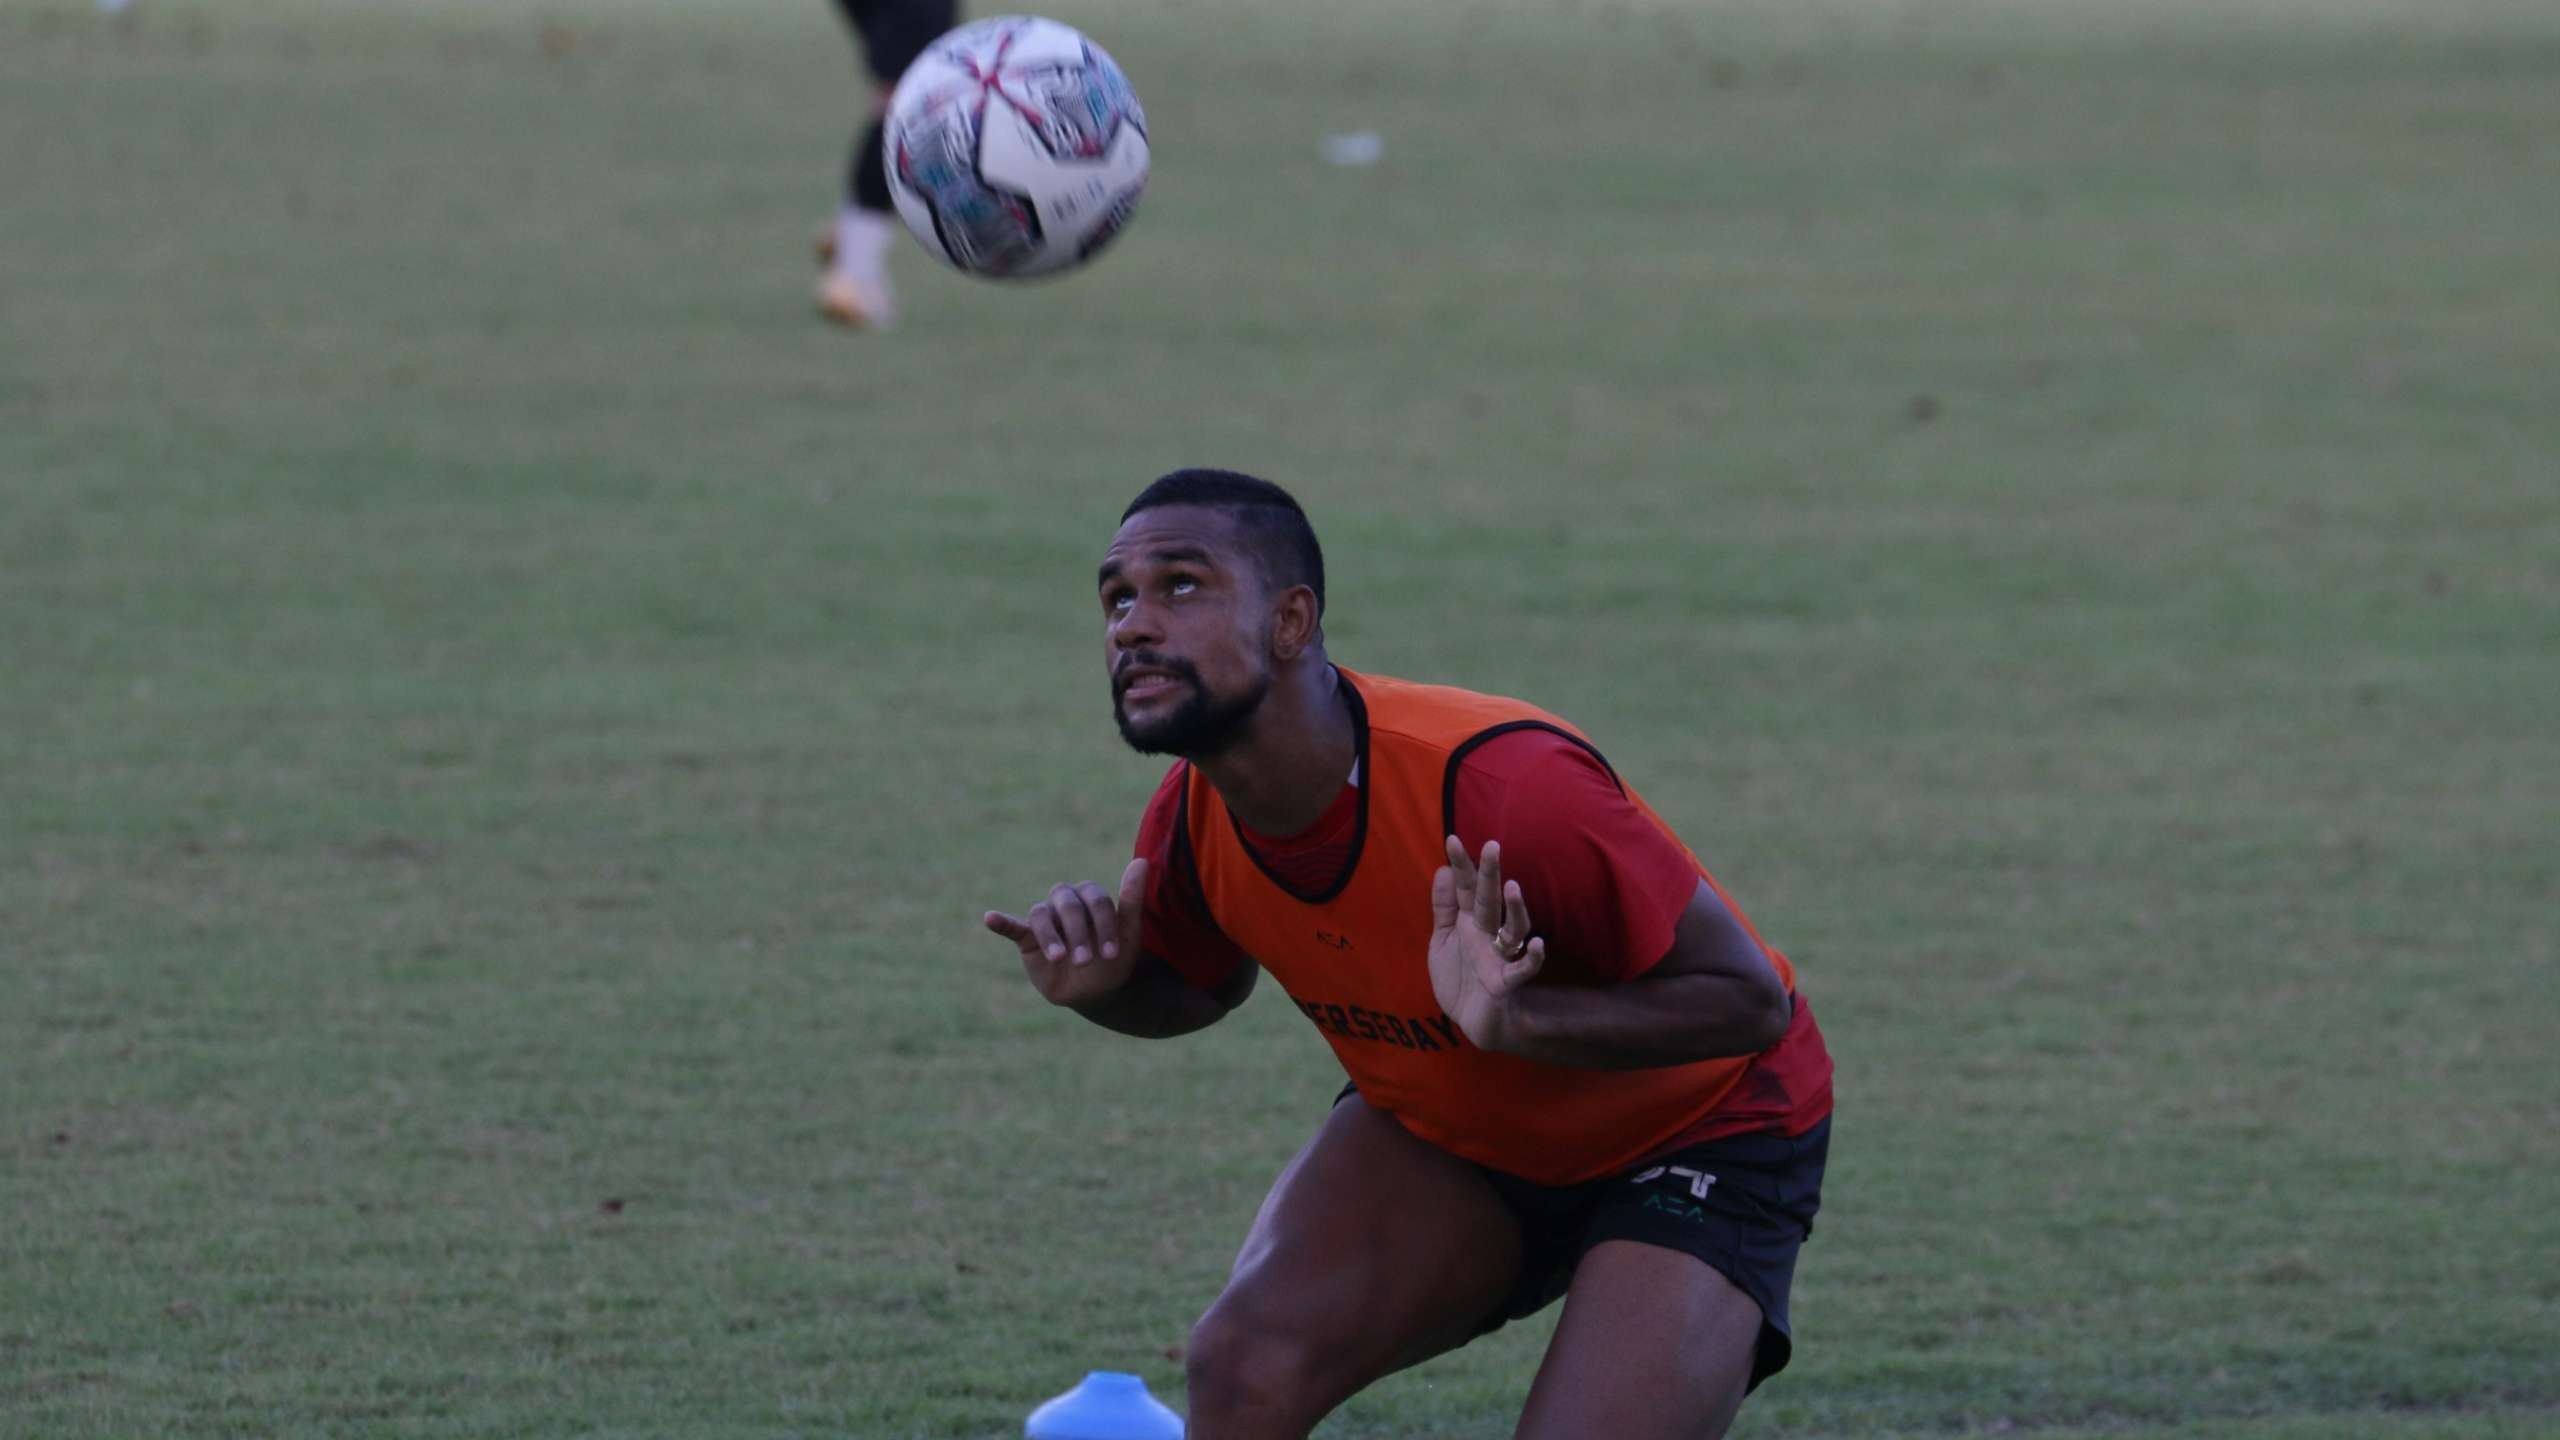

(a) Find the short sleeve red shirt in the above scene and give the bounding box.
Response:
[1132,729,1695,987]
[1132,728,1831,1142]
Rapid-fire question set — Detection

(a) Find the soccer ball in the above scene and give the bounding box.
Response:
[882,16,1150,280]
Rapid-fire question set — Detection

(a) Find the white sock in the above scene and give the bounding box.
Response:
[832,207,898,288]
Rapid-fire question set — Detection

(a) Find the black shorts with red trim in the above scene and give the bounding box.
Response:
[1489,1118,1828,1389]
[1336,1085,1829,1391]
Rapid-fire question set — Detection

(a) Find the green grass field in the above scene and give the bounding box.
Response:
[6,0,2557,1435]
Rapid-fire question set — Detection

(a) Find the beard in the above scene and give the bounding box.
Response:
[1114,656,1272,758]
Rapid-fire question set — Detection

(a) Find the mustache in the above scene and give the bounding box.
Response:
[1114,652,1203,694]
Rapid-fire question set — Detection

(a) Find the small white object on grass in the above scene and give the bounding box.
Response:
[1321,131,1384,167]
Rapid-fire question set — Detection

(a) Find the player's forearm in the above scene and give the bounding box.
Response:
[1071,952,1253,1039]
[1487,974,1790,1070]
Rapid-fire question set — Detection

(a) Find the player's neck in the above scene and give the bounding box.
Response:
[1193,662,1356,837]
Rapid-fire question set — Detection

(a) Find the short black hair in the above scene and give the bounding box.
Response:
[1121,468,1326,616]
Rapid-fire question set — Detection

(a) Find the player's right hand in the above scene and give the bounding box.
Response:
[983,858,1149,1011]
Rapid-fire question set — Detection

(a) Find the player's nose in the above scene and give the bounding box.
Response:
[1111,601,1164,647]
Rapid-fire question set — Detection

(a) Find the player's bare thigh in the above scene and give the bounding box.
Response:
[1185,1093,1523,1436]
[1514,1239,1764,1440]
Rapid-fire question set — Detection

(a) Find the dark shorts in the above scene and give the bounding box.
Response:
[833,0,957,83]
[1338,1086,1829,1392]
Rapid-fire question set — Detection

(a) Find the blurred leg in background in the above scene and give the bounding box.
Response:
[819,0,956,329]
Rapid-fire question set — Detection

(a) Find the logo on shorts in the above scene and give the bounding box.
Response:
[1641,1193,1708,1222]
[1632,1164,1718,1199]
[1631,1164,1717,1222]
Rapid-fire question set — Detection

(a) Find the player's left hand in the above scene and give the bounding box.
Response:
[1428,835,1544,1052]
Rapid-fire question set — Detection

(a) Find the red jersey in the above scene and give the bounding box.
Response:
[1133,668,1832,1184]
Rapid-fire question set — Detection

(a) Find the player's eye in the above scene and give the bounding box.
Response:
[1167,574,1199,596]
[1103,587,1134,613]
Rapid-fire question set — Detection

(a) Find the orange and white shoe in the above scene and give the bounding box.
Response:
[814,210,902,329]
[816,269,897,329]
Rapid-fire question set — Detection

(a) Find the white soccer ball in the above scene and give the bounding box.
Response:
[882,15,1150,280]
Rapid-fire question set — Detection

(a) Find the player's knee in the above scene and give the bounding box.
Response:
[1184,1300,1333,1424]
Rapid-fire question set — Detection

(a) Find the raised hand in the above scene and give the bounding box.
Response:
[1427,836,1545,1051]
[985,857,1150,1011]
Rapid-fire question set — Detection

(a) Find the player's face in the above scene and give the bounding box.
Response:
[1098,507,1277,758]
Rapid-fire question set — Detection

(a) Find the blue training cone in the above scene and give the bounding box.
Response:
[1025,1370,1185,1439]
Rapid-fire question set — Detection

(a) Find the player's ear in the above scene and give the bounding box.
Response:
[1269,584,1321,659]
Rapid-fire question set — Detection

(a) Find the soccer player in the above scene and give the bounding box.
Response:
[815,0,955,328]
[983,470,1836,1440]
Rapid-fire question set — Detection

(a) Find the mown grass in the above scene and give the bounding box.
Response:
[5,0,2555,1434]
